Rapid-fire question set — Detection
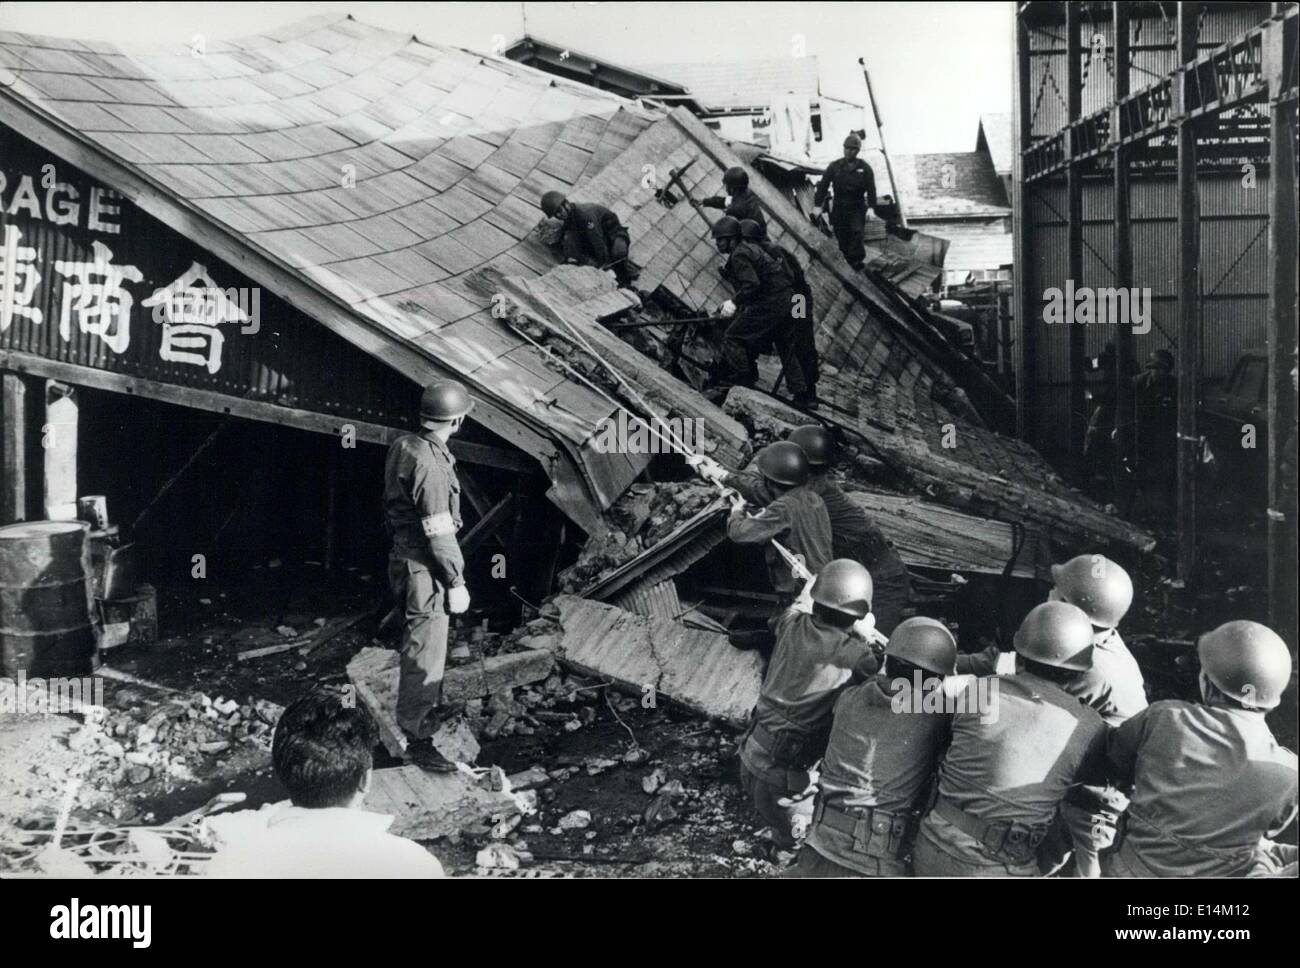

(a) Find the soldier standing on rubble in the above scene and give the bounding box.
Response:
[788,618,958,877]
[741,219,819,403]
[787,424,911,635]
[738,559,881,852]
[711,216,812,405]
[811,133,877,271]
[1103,621,1297,878]
[382,381,474,774]
[539,190,639,288]
[702,166,767,231]
[912,602,1108,877]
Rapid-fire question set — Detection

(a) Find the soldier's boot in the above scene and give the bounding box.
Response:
[403,737,458,774]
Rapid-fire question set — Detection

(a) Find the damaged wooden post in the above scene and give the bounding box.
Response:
[43,381,78,521]
[1,371,35,524]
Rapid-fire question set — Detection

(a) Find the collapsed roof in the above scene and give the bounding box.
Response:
[0,13,1151,553]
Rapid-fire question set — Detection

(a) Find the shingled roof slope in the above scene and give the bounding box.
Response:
[891,151,1011,219]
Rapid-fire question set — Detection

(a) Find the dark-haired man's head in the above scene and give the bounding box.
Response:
[272,688,380,809]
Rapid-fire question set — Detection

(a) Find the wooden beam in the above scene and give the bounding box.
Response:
[1,371,33,524]
[1114,1,1137,510]
[1176,2,1202,583]
[1265,5,1298,644]
[0,350,542,478]
[1066,2,1087,479]
[1013,9,1036,441]
[461,493,515,557]
[43,381,79,521]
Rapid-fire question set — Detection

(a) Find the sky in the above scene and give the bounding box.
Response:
[0,1,1013,154]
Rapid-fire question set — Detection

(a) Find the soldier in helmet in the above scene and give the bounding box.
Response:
[382,381,475,773]
[741,219,819,402]
[1103,621,1297,877]
[912,602,1108,876]
[811,133,877,270]
[703,166,767,230]
[539,190,638,287]
[711,216,812,404]
[738,559,881,852]
[722,442,832,610]
[788,617,958,877]
[788,424,911,635]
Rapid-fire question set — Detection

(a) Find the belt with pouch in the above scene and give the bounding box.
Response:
[932,796,1049,866]
[813,799,911,861]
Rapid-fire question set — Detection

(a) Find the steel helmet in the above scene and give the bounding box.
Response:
[1050,555,1134,629]
[540,190,567,217]
[1197,621,1292,710]
[843,132,863,149]
[722,166,749,192]
[738,218,766,242]
[755,441,809,487]
[886,617,958,676]
[788,424,833,467]
[1013,601,1095,672]
[811,559,873,619]
[710,215,742,240]
[419,381,474,425]
[1146,349,1174,371]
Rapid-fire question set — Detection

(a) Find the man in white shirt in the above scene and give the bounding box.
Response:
[207,687,444,878]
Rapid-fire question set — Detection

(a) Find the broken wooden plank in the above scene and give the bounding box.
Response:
[365,765,527,841]
[347,646,555,757]
[550,595,761,727]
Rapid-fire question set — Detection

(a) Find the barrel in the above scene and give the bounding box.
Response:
[0,521,98,679]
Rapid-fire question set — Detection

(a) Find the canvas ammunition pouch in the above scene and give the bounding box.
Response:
[747,718,828,773]
[933,796,1049,867]
[813,799,912,861]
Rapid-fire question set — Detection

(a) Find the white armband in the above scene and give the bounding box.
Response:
[421,512,456,537]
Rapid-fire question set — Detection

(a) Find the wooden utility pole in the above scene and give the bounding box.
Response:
[1175,2,1201,584]
[1013,11,1035,442]
[1113,1,1136,508]
[1066,3,1087,480]
[1,372,32,523]
[859,59,907,229]
[1265,3,1298,645]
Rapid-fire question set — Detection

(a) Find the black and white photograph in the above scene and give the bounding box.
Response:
[0,0,1295,933]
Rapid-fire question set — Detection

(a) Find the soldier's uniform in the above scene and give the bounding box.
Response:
[738,608,878,850]
[560,201,637,286]
[760,239,819,400]
[1104,700,1298,877]
[719,240,808,398]
[806,472,910,635]
[383,430,464,739]
[725,482,832,603]
[814,157,876,269]
[792,672,948,876]
[704,189,767,230]
[912,672,1108,876]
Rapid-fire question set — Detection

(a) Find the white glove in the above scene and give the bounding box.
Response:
[722,488,746,513]
[995,651,1018,676]
[792,574,816,614]
[720,299,737,318]
[852,613,884,645]
[447,584,471,614]
[687,454,727,484]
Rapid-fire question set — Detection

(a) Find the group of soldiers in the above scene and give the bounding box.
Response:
[538,134,887,407]
[688,430,1296,877]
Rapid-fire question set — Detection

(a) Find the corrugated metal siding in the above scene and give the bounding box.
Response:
[2,132,422,427]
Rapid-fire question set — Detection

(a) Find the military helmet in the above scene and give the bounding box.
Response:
[811,559,873,620]
[1146,349,1174,371]
[738,218,766,242]
[1012,601,1095,672]
[886,617,958,676]
[722,166,749,191]
[788,424,833,467]
[1050,555,1134,629]
[843,132,863,149]
[540,190,567,217]
[420,381,474,426]
[1198,621,1292,710]
[754,441,809,487]
[710,216,742,240]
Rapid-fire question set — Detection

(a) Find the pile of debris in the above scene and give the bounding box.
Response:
[556,481,718,593]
